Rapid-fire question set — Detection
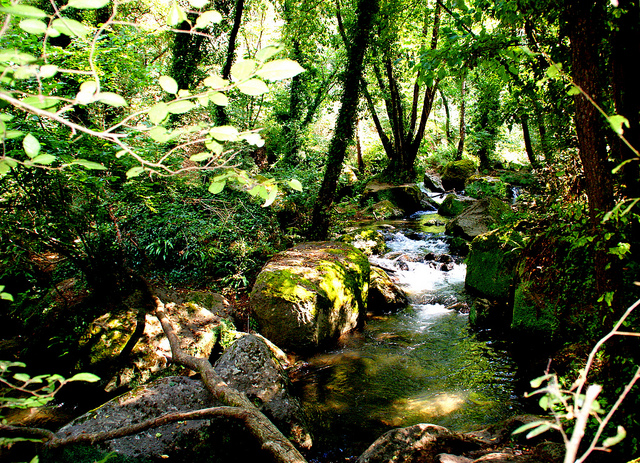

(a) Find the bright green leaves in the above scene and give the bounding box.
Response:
[0,285,13,302]
[231,59,259,82]
[66,0,110,9]
[607,114,630,136]
[167,0,188,27]
[159,75,178,94]
[287,179,303,191]
[195,10,222,29]
[22,133,41,158]
[255,59,305,81]
[237,79,269,96]
[19,19,48,35]
[0,4,48,18]
[209,125,239,142]
[75,81,127,107]
[51,17,90,37]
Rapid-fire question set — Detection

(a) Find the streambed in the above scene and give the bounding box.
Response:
[294,212,525,461]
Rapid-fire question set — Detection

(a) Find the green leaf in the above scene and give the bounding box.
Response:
[13,373,31,382]
[209,92,228,106]
[288,178,303,191]
[189,152,213,162]
[148,102,169,125]
[607,114,630,135]
[39,65,59,79]
[526,422,552,439]
[231,59,258,82]
[206,139,223,154]
[67,0,110,9]
[530,374,554,389]
[23,133,41,158]
[22,96,58,110]
[167,0,187,27]
[255,44,284,62]
[0,49,37,64]
[148,126,174,143]
[195,10,222,29]
[68,372,100,382]
[1,291,14,301]
[209,125,239,141]
[188,0,209,7]
[0,5,48,18]
[255,59,305,81]
[262,185,278,207]
[159,75,178,94]
[19,18,48,35]
[240,132,264,147]
[203,75,228,89]
[603,426,626,447]
[237,78,269,96]
[545,63,562,79]
[567,86,581,96]
[167,100,195,114]
[52,17,90,37]
[71,159,107,170]
[97,92,127,107]
[126,166,145,178]
[31,154,56,165]
[208,180,226,194]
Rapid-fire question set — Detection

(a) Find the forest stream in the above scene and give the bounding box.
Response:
[294,209,526,462]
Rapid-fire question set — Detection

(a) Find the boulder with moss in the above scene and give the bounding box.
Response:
[511,276,558,342]
[445,198,510,241]
[368,266,409,313]
[441,160,476,191]
[465,229,524,301]
[250,242,370,352]
[438,194,476,217]
[363,181,436,216]
[340,228,390,256]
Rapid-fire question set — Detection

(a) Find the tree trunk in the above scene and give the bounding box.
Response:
[521,115,539,169]
[456,76,466,160]
[170,16,206,91]
[309,0,380,240]
[216,0,245,125]
[440,88,452,144]
[610,0,640,200]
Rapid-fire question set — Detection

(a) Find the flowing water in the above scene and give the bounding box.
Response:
[294,212,525,462]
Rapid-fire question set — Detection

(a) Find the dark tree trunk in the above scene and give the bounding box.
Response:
[170,16,206,91]
[566,0,613,219]
[456,76,466,160]
[440,88,452,144]
[309,0,380,240]
[356,119,365,173]
[521,115,539,169]
[611,0,640,200]
[216,0,245,125]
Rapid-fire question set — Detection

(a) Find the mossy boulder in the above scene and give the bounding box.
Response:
[363,181,435,215]
[368,266,409,313]
[445,197,510,241]
[511,279,558,342]
[465,228,524,301]
[368,200,405,219]
[340,228,390,256]
[250,242,370,352]
[438,194,476,217]
[441,160,476,191]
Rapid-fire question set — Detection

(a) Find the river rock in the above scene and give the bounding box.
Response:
[445,198,510,241]
[75,294,231,393]
[441,160,476,191]
[465,229,524,301]
[363,181,436,216]
[368,266,409,313]
[424,171,446,193]
[250,241,370,352]
[214,334,312,449]
[369,199,406,219]
[357,423,481,463]
[340,228,390,256]
[438,194,476,217]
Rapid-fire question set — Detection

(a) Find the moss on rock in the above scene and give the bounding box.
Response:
[442,160,476,191]
[250,242,370,351]
[438,194,475,217]
[511,280,558,341]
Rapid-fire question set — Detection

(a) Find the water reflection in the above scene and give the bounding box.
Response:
[295,219,523,461]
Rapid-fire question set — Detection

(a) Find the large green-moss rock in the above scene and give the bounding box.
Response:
[363,181,435,215]
[445,197,510,240]
[250,242,370,351]
[441,160,476,191]
[465,229,524,300]
[438,194,475,217]
[368,266,409,313]
[340,228,390,256]
[511,279,558,341]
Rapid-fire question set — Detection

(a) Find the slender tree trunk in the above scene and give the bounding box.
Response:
[216,0,245,125]
[456,76,466,160]
[356,119,365,173]
[309,0,380,240]
[521,115,539,169]
[440,88,452,144]
[170,16,205,91]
